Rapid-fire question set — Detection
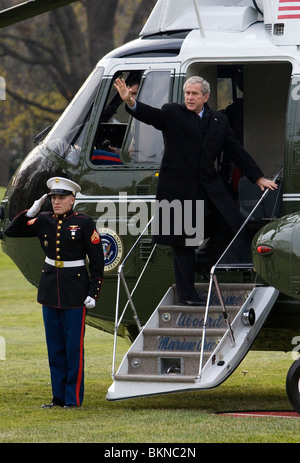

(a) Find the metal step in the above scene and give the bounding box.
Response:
[157,305,239,329]
[126,350,209,376]
[192,282,255,306]
[114,374,197,383]
[143,327,226,353]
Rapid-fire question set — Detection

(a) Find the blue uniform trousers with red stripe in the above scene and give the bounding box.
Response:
[42,306,86,406]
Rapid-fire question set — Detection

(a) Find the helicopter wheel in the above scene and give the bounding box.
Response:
[286,358,300,414]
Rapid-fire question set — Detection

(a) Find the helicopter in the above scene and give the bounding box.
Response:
[2,0,300,411]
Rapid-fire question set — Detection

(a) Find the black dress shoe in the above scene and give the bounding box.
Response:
[41,400,64,409]
[178,299,206,306]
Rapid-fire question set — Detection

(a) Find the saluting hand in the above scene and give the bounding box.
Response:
[26,193,48,218]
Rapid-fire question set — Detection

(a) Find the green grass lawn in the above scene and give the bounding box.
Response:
[0,185,300,443]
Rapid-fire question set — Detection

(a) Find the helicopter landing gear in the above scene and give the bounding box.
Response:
[286,358,300,415]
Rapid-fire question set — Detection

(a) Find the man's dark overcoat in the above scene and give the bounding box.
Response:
[127,101,264,246]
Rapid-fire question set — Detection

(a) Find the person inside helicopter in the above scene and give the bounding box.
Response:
[91,73,141,165]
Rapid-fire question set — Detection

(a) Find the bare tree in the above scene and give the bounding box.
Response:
[86,0,119,65]
[0,0,156,106]
[0,0,156,184]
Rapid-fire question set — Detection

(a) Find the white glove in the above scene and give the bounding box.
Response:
[84,296,96,309]
[26,194,48,217]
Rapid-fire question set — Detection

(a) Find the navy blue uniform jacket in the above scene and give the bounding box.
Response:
[127,101,264,246]
[5,209,104,309]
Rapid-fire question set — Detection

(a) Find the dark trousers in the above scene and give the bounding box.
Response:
[42,306,86,406]
[173,246,199,302]
[195,198,238,272]
[172,199,248,302]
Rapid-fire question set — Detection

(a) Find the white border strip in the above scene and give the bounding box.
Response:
[75,194,156,205]
[283,194,300,202]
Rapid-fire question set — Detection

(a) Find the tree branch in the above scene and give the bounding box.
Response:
[6,87,65,114]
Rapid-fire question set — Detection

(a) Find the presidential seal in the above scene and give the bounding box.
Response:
[98,228,123,272]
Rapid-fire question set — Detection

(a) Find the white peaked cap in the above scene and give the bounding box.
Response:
[46,177,81,196]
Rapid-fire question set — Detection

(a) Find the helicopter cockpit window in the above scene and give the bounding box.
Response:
[122,70,170,164]
[43,66,104,165]
[91,70,171,166]
[91,71,142,166]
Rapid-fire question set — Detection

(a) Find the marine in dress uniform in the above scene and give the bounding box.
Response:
[5,177,104,408]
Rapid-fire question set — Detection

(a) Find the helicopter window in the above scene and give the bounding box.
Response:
[217,78,233,110]
[90,71,142,166]
[121,70,171,164]
[43,66,104,165]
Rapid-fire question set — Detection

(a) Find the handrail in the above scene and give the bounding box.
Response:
[196,168,283,381]
[111,215,155,379]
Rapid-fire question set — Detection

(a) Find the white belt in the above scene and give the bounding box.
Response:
[45,257,85,268]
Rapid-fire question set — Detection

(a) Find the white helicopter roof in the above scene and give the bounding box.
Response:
[101,0,300,72]
[141,0,300,46]
[141,0,261,36]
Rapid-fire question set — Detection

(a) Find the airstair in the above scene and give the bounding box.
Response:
[106,279,278,401]
[106,171,281,401]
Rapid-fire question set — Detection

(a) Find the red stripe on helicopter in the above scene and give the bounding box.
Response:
[278,0,300,19]
[278,14,300,19]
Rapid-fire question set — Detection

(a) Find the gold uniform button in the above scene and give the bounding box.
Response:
[57,256,61,260]
[57,226,61,230]
[56,240,60,244]
[56,248,60,252]
[58,220,63,224]
[57,233,60,237]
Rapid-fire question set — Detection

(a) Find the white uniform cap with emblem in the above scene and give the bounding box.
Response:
[47,177,81,196]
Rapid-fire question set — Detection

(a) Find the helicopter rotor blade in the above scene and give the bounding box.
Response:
[0,0,79,29]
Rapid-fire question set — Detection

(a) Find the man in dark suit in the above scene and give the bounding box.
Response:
[5,177,104,408]
[114,76,277,305]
